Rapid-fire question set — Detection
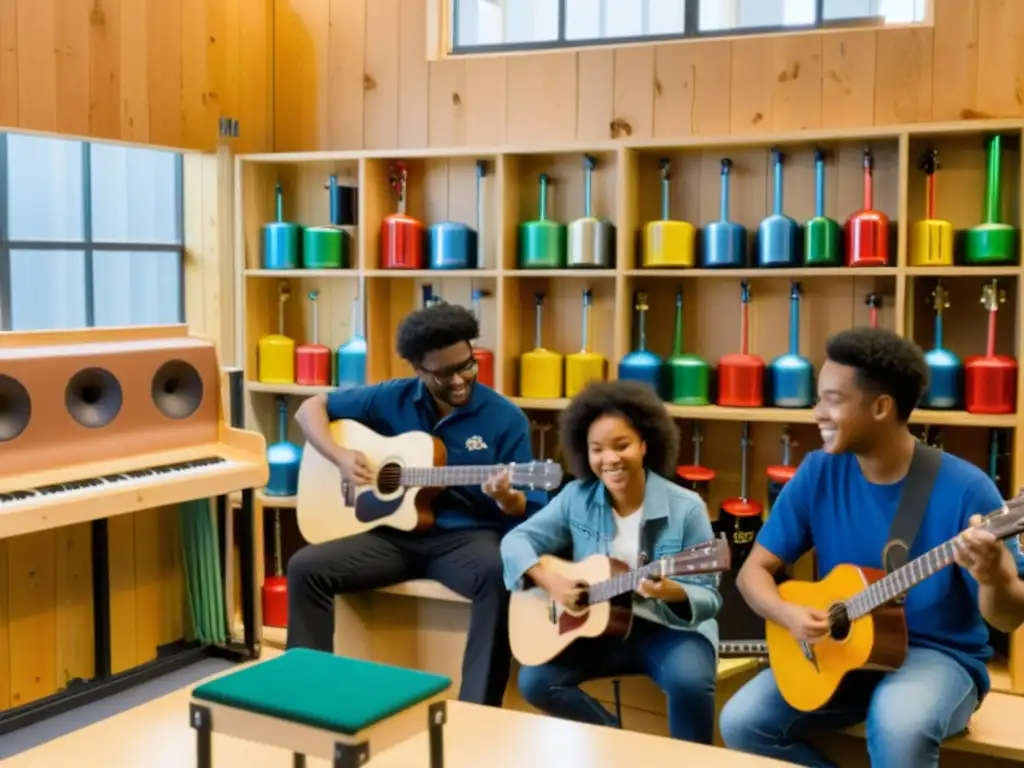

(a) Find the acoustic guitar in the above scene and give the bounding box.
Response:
[295,419,564,543]
[509,536,731,666]
[767,493,1024,712]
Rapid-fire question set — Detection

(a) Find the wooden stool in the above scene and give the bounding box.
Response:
[189,648,452,766]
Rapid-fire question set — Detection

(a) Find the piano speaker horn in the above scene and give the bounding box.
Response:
[152,359,204,420]
[0,374,31,442]
[65,367,123,428]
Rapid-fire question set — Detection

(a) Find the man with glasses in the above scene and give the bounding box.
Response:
[287,301,545,708]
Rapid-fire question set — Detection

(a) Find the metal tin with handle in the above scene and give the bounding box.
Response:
[922,281,961,410]
[265,395,303,497]
[766,427,797,512]
[429,160,487,270]
[617,291,663,391]
[336,285,367,389]
[909,149,953,267]
[866,292,882,328]
[519,173,567,269]
[804,149,841,267]
[642,157,696,268]
[703,158,747,268]
[965,135,1018,266]
[567,154,615,268]
[564,288,607,397]
[519,292,564,398]
[717,423,764,547]
[471,288,494,388]
[756,149,799,268]
[964,279,1018,414]
[845,146,890,267]
[302,175,349,270]
[662,287,709,405]
[257,283,296,384]
[767,282,814,408]
[262,183,302,270]
[295,290,332,387]
[676,424,716,503]
[380,162,425,269]
[261,509,289,628]
[717,281,764,407]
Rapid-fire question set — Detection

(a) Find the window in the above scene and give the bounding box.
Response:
[451,0,928,53]
[0,133,184,332]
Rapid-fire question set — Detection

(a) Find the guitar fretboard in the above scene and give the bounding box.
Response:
[399,465,507,486]
[587,556,719,604]
[846,537,971,620]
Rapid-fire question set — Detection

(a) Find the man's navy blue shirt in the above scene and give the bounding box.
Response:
[325,378,546,532]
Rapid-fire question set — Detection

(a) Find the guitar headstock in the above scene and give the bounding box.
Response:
[508,460,564,491]
[931,281,949,313]
[981,494,1024,542]
[663,535,731,576]
[981,279,1005,313]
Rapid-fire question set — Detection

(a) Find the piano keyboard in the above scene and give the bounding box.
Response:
[0,456,237,511]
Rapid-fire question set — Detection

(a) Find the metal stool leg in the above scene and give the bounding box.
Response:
[612,679,623,729]
[190,703,212,768]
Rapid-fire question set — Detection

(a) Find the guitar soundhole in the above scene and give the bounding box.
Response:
[377,462,404,494]
[828,603,851,642]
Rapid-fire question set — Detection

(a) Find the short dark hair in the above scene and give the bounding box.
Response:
[558,380,680,481]
[396,303,479,366]
[825,327,929,422]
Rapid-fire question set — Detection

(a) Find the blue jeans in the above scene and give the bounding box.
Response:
[719,646,978,768]
[517,618,717,744]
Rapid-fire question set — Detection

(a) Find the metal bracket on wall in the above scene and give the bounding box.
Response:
[219,117,240,140]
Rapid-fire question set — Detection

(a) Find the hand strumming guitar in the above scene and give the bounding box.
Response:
[780,603,830,644]
[336,447,373,486]
[526,566,585,612]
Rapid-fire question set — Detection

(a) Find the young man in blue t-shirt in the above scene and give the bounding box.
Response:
[719,327,1024,767]
[287,302,545,707]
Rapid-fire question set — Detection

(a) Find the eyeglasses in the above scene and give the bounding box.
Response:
[420,357,478,386]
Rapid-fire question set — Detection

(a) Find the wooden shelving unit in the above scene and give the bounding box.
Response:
[233,118,1024,693]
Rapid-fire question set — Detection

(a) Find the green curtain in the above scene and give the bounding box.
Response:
[179,499,229,646]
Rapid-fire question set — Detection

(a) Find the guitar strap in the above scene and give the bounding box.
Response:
[882,440,943,578]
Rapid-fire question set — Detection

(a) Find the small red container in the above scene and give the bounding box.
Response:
[965,280,1018,415]
[473,346,494,388]
[380,162,425,269]
[295,290,331,386]
[846,148,890,268]
[718,281,765,408]
[262,575,288,628]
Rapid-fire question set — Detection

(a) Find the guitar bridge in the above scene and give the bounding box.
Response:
[800,641,819,672]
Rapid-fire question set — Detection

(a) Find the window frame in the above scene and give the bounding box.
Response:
[0,133,187,332]
[447,0,929,56]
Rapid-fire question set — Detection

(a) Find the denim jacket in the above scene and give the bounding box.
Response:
[500,471,721,655]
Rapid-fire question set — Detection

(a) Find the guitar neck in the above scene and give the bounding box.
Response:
[846,537,962,619]
[587,559,669,604]
[400,465,506,487]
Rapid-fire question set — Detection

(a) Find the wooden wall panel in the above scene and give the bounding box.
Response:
[0,0,273,152]
[271,0,1024,152]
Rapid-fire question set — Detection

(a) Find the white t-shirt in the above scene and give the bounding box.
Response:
[610,508,643,569]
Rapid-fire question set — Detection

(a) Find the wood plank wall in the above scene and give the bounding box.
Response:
[273,0,1024,153]
[0,0,274,153]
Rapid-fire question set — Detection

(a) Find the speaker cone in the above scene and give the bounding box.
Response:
[151,359,204,419]
[65,367,123,428]
[0,374,31,442]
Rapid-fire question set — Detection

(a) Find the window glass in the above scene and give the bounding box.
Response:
[9,250,87,330]
[92,251,183,327]
[90,143,181,244]
[6,134,84,242]
[699,0,815,31]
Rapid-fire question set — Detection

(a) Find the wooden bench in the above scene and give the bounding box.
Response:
[333,579,762,743]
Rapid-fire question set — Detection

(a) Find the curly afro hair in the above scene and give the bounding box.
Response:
[396,303,479,366]
[825,326,929,423]
[558,380,680,482]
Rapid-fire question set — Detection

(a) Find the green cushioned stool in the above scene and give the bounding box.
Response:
[189,648,452,767]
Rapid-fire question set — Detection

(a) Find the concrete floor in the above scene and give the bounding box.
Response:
[0,657,234,760]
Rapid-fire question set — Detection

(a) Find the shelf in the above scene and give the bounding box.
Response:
[245,268,356,278]
[246,382,335,395]
[624,267,897,278]
[364,269,499,278]
[510,398,1017,428]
